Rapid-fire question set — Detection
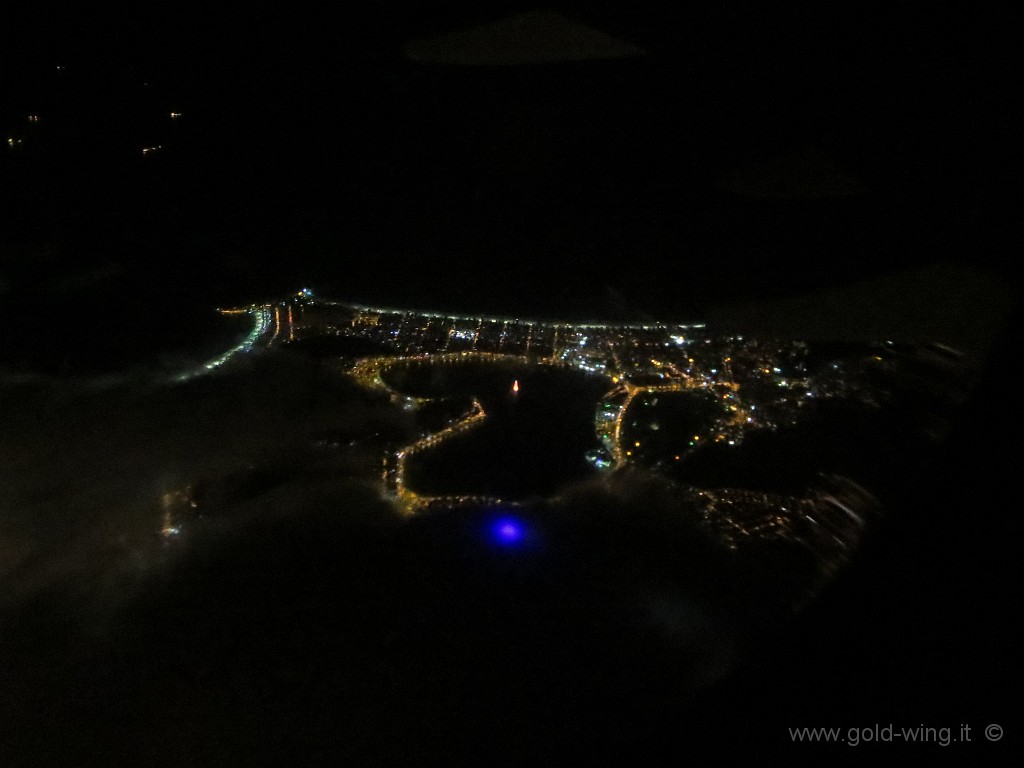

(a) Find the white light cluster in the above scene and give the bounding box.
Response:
[172,307,272,383]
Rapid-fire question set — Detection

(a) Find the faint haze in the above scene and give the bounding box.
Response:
[708,263,1015,363]
[0,352,405,605]
[717,144,868,199]
[0,351,808,765]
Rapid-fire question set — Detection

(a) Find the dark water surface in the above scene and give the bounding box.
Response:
[388,361,610,497]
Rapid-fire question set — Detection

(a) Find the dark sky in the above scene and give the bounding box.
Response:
[1,2,1012,324]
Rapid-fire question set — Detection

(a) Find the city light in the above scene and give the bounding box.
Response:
[206,293,879,536]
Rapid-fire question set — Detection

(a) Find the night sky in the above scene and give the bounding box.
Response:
[1,2,1019,765]
[2,3,1011,325]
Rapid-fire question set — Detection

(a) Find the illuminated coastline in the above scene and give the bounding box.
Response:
[172,306,272,383]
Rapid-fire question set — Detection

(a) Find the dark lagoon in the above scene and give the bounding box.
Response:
[383,360,610,499]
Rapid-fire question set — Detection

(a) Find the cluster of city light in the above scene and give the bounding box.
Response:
[241,293,711,366]
[594,381,688,466]
[219,294,876,443]
[305,296,819,477]
[585,337,866,470]
[348,356,395,392]
[348,350,537,395]
[689,487,803,548]
[686,477,876,579]
[320,298,705,333]
[589,347,753,467]
[206,292,884,563]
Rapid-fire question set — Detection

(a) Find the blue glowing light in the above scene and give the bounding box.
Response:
[491,517,525,545]
[498,522,521,540]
